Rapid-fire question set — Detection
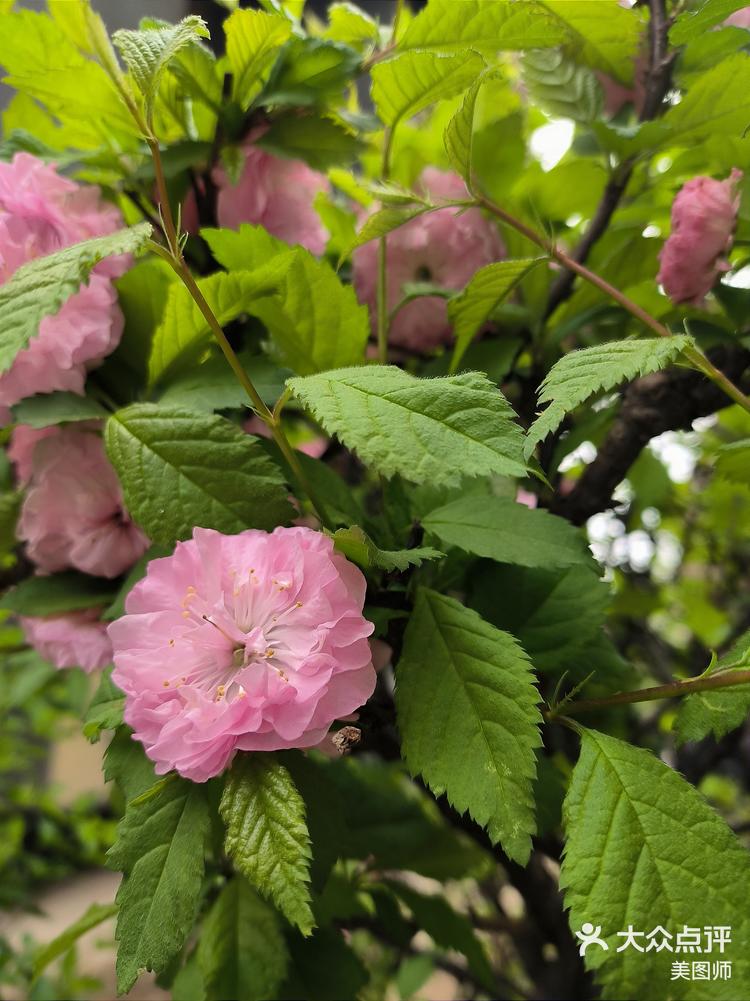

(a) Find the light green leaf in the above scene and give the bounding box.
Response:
[262,37,361,106]
[422,493,592,570]
[113,16,209,117]
[561,728,750,1000]
[675,629,750,744]
[147,262,290,386]
[288,366,526,486]
[526,336,693,456]
[198,879,289,1001]
[371,49,486,127]
[257,113,361,170]
[715,439,750,483]
[443,69,501,181]
[671,0,750,45]
[225,8,292,108]
[12,391,107,428]
[448,259,543,370]
[220,753,314,935]
[535,0,641,82]
[340,203,433,261]
[105,404,294,546]
[325,2,379,47]
[107,779,211,994]
[0,223,151,376]
[33,903,118,980]
[400,0,570,53]
[396,589,542,863]
[521,48,602,123]
[83,668,124,743]
[201,224,289,271]
[332,525,444,572]
[0,571,118,617]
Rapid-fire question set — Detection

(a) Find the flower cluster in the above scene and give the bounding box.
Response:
[109,527,376,781]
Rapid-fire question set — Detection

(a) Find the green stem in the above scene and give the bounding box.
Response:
[376,129,396,365]
[546,668,750,719]
[473,189,750,417]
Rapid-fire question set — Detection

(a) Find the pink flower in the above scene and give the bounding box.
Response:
[657,169,743,305]
[353,168,504,351]
[13,424,148,579]
[214,133,328,255]
[724,8,750,28]
[108,527,376,782]
[0,154,127,419]
[21,608,112,673]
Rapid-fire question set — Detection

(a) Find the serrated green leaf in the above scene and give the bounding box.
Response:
[147,262,290,386]
[288,366,526,486]
[159,351,289,412]
[332,525,443,572]
[535,0,641,82]
[561,728,750,1000]
[422,493,592,570]
[225,8,292,108]
[671,0,750,45]
[257,112,361,170]
[0,223,151,376]
[220,753,314,935]
[198,878,289,1001]
[400,0,570,53]
[372,49,486,127]
[675,630,750,744]
[83,667,124,743]
[12,391,107,428]
[105,404,294,546]
[33,902,118,981]
[526,336,693,456]
[0,571,118,616]
[340,203,433,262]
[443,69,502,181]
[201,223,288,271]
[113,16,209,118]
[521,48,602,123]
[107,778,211,994]
[448,258,543,371]
[325,2,379,48]
[262,37,361,107]
[396,589,542,863]
[103,726,157,802]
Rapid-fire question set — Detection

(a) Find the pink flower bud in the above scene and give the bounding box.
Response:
[657,169,743,306]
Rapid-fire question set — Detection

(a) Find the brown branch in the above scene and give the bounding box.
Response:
[544,0,675,317]
[551,345,750,525]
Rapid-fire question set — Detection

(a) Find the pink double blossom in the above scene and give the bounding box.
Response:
[0,154,127,420]
[657,170,743,305]
[353,168,504,351]
[108,527,376,782]
[21,609,112,673]
[11,424,148,579]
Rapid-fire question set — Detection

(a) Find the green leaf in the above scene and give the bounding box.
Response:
[675,629,750,744]
[0,492,20,555]
[105,404,294,546]
[469,563,611,673]
[340,203,433,261]
[220,753,314,935]
[443,69,501,181]
[671,0,750,45]
[202,223,288,271]
[448,259,543,370]
[225,8,292,108]
[715,439,750,483]
[521,48,602,123]
[282,927,368,1001]
[107,778,211,994]
[262,37,361,107]
[198,878,289,1001]
[526,336,693,456]
[561,727,750,1000]
[396,589,542,863]
[113,16,209,118]
[159,351,290,412]
[288,367,526,486]
[325,2,379,47]
[103,726,157,803]
[0,571,118,616]
[0,223,151,376]
[386,881,493,991]
[422,493,592,570]
[400,0,570,53]
[257,113,361,170]
[83,668,124,743]
[11,391,107,428]
[33,903,118,980]
[147,263,290,386]
[332,525,444,572]
[534,0,641,82]
[371,49,486,127]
